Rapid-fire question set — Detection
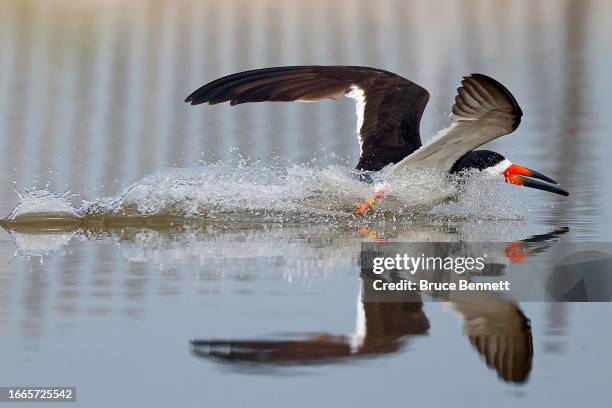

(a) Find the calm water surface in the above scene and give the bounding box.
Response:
[0,0,611,407]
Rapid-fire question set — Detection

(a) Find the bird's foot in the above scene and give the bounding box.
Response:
[353,188,385,215]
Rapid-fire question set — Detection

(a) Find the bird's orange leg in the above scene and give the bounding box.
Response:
[353,188,385,216]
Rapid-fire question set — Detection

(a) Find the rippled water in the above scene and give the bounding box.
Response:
[1,0,611,407]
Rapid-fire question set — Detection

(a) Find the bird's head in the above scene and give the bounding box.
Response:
[450,150,569,196]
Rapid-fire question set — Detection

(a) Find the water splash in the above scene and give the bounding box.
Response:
[2,161,527,227]
[7,189,79,221]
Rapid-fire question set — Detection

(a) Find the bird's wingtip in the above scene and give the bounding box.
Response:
[185,95,207,105]
[461,73,523,117]
[466,73,492,80]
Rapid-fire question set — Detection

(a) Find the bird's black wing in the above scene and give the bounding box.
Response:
[185,66,430,171]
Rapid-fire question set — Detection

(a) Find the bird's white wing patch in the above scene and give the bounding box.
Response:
[346,85,366,155]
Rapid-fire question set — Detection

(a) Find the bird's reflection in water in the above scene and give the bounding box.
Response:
[191,227,569,383]
[2,219,567,382]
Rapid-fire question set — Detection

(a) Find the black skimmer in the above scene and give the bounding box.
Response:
[185,66,569,215]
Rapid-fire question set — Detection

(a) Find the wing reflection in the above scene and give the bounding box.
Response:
[192,292,429,364]
[191,227,567,383]
[452,298,532,382]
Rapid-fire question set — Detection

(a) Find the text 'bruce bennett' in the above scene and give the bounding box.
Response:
[372,279,511,292]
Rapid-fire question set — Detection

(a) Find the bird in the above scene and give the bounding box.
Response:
[185,66,569,215]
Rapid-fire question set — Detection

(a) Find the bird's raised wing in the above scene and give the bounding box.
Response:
[391,74,522,174]
[185,66,430,171]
